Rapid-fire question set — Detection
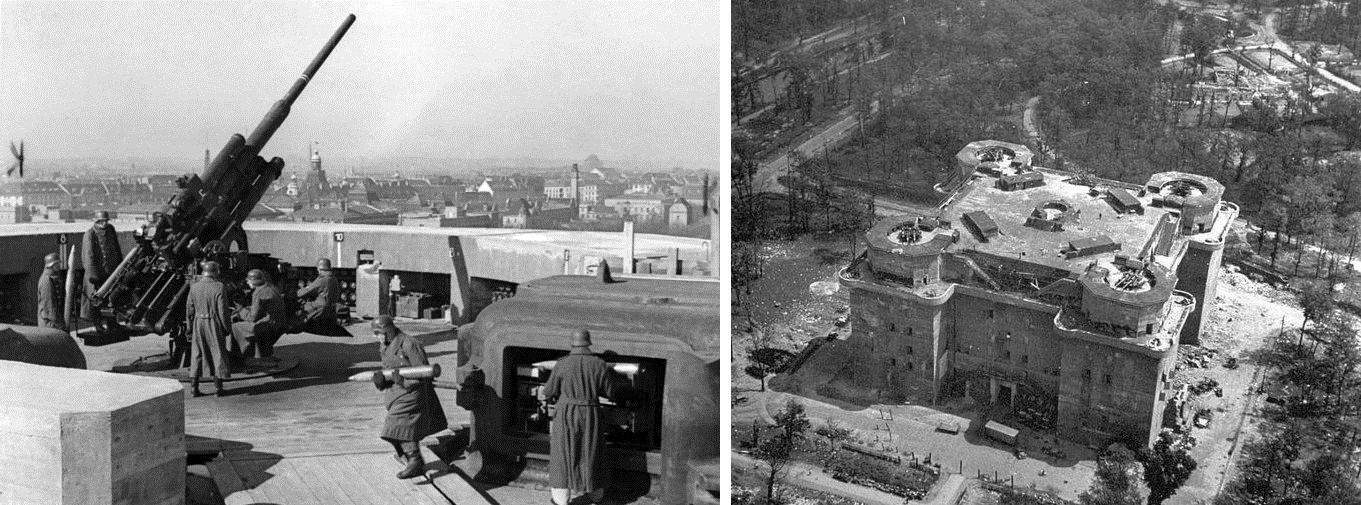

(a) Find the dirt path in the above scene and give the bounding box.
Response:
[1167,271,1303,505]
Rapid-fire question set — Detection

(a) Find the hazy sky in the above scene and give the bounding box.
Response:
[0,1,720,168]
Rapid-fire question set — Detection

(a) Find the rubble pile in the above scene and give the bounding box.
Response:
[1179,346,1220,369]
[1221,264,1273,295]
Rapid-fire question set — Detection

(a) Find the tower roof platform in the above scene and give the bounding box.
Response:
[928,167,1233,274]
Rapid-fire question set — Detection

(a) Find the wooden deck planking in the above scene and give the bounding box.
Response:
[205,456,256,505]
[228,458,286,504]
[185,384,404,459]
[259,458,321,505]
[338,452,416,504]
[346,452,453,505]
[87,324,473,504]
[324,449,405,505]
[278,457,361,505]
[421,445,496,505]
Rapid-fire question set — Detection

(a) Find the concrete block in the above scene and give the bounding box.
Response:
[0,360,184,505]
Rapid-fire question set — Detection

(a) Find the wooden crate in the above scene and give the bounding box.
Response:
[0,361,185,505]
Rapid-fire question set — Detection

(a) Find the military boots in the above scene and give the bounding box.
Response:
[396,451,424,479]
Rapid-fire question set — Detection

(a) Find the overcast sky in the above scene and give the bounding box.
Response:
[0,1,719,168]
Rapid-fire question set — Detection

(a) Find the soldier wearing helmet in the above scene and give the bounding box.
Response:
[370,315,447,479]
[36,252,65,330]
[297,258,340,329]
[541,329,616,505]
[231,268,287,360]
[187,261,232,396]
[81,210,122,334]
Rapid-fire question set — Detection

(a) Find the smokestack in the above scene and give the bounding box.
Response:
[204,149,210,171]
[623,220,635,274]
[571,163,581,208]
[701,172,709,215]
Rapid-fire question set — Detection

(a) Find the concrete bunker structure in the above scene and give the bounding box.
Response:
[789,141,1237,448]
[455,275,718,504]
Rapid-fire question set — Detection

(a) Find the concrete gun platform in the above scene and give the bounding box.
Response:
[80,319,653,505]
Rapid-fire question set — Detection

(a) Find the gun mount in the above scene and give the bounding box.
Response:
[88,15,355,363]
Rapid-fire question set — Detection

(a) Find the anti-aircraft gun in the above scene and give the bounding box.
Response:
[86,15,355,365]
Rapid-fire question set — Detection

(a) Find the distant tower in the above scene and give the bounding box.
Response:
[310,143,322,172]
[570,163,581,208]
[204,149,210,170]
[301,141,331,202]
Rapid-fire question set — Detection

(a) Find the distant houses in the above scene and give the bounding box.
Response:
[0,154,714,235]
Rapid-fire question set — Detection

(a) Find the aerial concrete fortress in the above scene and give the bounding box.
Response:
[815,140,1236,448]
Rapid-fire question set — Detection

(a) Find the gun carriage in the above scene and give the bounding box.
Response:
[86,15,355,365]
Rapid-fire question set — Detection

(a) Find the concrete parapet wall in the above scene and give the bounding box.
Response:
[0,222,711,325]
[0,361,185,505]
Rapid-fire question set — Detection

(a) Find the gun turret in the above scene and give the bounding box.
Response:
[90,15,355,358]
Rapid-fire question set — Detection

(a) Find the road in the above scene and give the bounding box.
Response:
[873,196,936,217]
[751,111,862,194]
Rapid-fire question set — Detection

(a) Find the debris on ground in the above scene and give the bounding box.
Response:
[1194,409,1213,428]
[809,280,840,296]
[1180,346,1220,369]
[1190,378,1221,396]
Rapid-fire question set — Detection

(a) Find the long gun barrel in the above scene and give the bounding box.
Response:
[242,13,355,161]
[94,15,356,335]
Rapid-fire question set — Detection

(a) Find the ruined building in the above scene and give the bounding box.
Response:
[797,140,1236,448]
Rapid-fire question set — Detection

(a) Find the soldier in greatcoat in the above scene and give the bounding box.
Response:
[81,210,122,333]
[542,329,616,505]
[232,269,287,359]
[297,258,340,327]
[36,253,65,330]
[370,315,448,479]
[187,261,232,397]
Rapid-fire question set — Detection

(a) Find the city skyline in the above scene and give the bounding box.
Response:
[0,1,719,168]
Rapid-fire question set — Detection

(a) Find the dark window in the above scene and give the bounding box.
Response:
[1003,350,1011,361]
[1082,369,1091,380]
[988,309,995,319]
[907,346,914,355]
[907,327,914,336]
[1103,374,1112,385]
[889,323,896,332]
[1021,355,1029,364]
[1146,324,1154,335]
[907,362,915,371]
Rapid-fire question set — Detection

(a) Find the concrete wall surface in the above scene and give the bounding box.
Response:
[0,361,184,505]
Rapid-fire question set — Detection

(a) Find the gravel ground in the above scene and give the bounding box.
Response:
[733,235,854,395]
